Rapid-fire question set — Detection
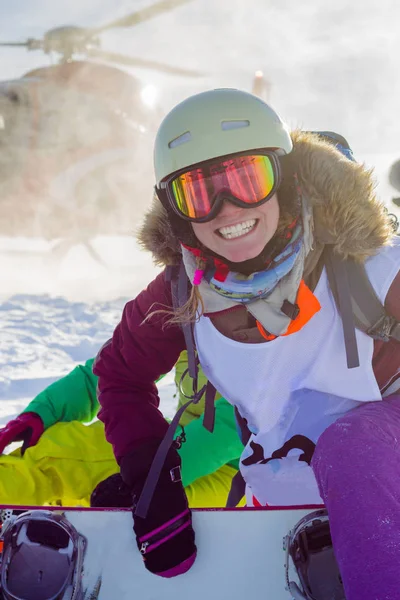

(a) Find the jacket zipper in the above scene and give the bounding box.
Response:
[139,514,189,555]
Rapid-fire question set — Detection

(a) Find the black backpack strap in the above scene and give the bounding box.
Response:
[170,261,198,383]
[324,246,360,368]
[171,261,217,431]
[226,470,246,508]
[309,129,400,349]
[325,246,400,371]
[344,258,400,343]
[134,395,202,518]
[135,262,216,518]
[310,130,356,162]
[225,407,252,507]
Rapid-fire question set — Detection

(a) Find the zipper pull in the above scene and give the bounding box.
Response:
[140,541,149,555]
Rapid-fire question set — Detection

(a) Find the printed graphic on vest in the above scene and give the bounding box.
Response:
[239,389,360,506]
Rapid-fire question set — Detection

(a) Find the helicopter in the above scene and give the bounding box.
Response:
[0,0,204,259]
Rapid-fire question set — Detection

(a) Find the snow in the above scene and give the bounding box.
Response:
[0,234,180,429]
[0,235,160,302]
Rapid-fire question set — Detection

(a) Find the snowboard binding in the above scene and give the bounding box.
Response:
[283,509,345,600]
[0,510,87,600]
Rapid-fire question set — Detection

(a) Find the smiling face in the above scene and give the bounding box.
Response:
[191,194,280,263]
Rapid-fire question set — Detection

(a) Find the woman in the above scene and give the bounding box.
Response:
[94,88,400,597]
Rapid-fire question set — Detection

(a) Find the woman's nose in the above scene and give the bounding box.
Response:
[217,197,246,218]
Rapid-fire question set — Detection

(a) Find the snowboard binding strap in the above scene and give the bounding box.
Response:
[284,509,345,600]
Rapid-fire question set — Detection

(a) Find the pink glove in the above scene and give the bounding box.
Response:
[0,412,44,455]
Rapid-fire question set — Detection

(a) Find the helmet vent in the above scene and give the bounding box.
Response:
[168,131,192,148]
[221,120,250,131]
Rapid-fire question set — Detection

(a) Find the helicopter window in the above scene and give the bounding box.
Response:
[0,85,33,148]
[8,90,20,104]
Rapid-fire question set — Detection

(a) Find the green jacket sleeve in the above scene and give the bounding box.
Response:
[177,397,243,487]
[22,359,167,431]
[22,358,99,430]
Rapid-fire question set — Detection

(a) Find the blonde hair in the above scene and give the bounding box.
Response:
[169,284,205,325]
[144,256,206,327]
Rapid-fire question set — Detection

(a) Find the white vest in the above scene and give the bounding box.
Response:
[194,239,400,506]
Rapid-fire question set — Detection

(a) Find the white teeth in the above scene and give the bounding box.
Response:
[218,219,256,239]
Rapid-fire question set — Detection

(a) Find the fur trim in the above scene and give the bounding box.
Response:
[137,130,395,266]
[137,199,179,266]
[292,130,394,262]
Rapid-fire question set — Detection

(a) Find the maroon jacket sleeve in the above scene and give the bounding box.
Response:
[93,269,186,463]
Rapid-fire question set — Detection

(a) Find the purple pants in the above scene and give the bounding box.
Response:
[312,394,400,600]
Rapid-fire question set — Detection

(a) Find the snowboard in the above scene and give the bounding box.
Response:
[0,503,331,600]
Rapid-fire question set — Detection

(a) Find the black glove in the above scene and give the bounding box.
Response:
[90,473,133,508]
[120,441,196,578]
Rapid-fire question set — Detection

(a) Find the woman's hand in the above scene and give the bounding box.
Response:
[120,441,197,578]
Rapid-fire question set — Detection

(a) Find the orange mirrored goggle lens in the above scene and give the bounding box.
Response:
[170,154,276,220]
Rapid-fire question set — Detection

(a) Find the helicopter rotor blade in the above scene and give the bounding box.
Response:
[0,42,29,47]
[87,48,203,78]
[0,38,43,51]
[88,0,191,36]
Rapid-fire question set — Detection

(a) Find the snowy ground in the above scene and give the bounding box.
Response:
[0,234,179,430]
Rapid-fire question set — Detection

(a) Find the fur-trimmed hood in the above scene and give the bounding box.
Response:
[138,130,395,269]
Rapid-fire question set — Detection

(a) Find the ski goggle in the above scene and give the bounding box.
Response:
[158,151,281,223]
